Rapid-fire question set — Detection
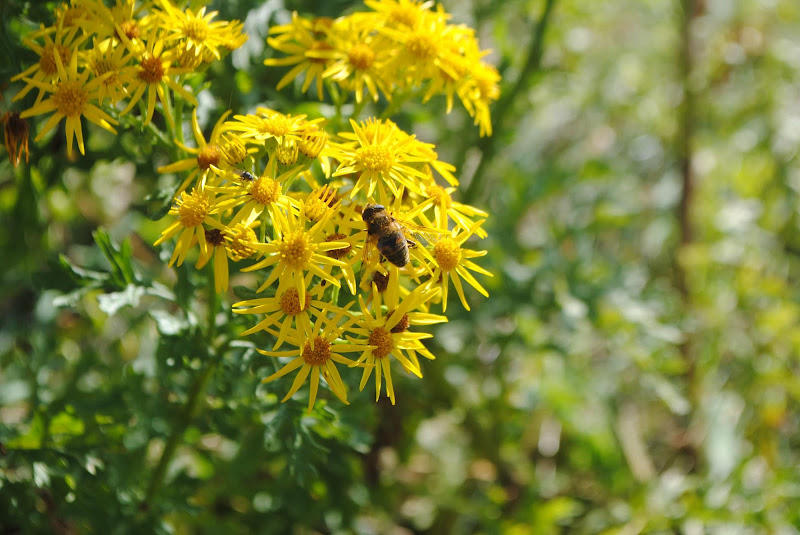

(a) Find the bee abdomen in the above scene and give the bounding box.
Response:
[377,232,410,267]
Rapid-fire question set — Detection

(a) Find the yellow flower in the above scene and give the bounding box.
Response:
[332,118,432,203]
[364,0,434,30]
[12,23,88,105]
[156,0,246,62]
[19,52,118,158]
[195,211,260,293]
[153,183,228,267]
[457,61,501,137]
[427,220,492,311]
[416,183,489,239]
[225,107,323,151]
[322,20,392,104]
[84,37,138,105]
[242,205,351,305]
[119,26,197,128]
[349,282,445,404]
[157,109,231,193]
[208,157,299,227]
[257,308,364,413]
[263,13,337,101]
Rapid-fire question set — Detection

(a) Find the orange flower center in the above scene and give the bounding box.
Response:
[279,288,311,316]
[52,80,89,118]
[196,145,221,170]
[250,177,281,204]
[434,238,461,271]
[177,189,211,227]
[368,327,394,359]
[357,145,394,173]
[118,20,140,40]
[139,55,165,84]
[325,233,351,259]
[302,337,331,366]
[406,33,436,60]
[348,44,375,70]
[427,185,452,209]
[205,228,224,247]
[184,19,208,42]
[389,312,410,333]
[278,232,314,270]
[40,44,71,76]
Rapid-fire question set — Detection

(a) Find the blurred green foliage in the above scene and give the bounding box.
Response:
[3,0,800,533]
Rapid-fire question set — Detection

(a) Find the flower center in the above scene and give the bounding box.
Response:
[390,6,420,27]
[278,232,314,269]
[325,233,351,259]
[249,177,281,205]
[52,80,89,118]
[406,33,436,60]
[427,185,452,209]
[348,44,375,70]
[357,145,394,173]
[178,188,211,227]
[93,58,116,78]
[40,44,71,76]
[205,228,225,247]
[372,271,389,293]
[309,41,333,64]
[368,327,394,359]
[226,224,258,261]
[389,311,410,333]
[196,145,221,170]
[118,20,140,40]
[434,238,461,271]
[302,337,331,366]
[139,55,165,84]
[258,115,291,137]
[279,287,311,316]
[184,19,208,42]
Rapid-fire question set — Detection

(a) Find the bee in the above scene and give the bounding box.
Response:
[237,169,256,181]
[362,204,417,267]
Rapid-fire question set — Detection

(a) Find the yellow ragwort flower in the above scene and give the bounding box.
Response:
[153,183,228,267]
[258,308,364,413]
[157,109,231,193]
[349,281,445,404]
[242,205,351,305]
[119,26,197,128]
[19,52,118,158]
[332,118,432,203]
[427,220,491,311]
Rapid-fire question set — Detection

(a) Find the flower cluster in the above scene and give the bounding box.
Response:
[264,0,500,136]
[10,0,247,157]
[155,110,492,410]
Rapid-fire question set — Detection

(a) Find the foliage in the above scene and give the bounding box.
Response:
[2,0,800,534]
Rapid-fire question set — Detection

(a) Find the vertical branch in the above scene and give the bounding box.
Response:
[676,0,701,468]
[461,0,557,204]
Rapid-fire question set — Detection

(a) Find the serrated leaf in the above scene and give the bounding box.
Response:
[97,284,146,315]
[150,309,189,335]
[93,228,137,287]
[58,254,108,284]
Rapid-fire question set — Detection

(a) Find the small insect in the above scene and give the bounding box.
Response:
[362,204,417,268]
[237,169,256,181]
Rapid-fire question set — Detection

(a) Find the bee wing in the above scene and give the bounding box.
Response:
[394,216,448,245]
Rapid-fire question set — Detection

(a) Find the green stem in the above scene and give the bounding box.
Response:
[142,266,220,507]
[142,353,219,506]
[461,0,557,204]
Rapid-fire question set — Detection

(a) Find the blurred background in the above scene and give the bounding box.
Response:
[3,0,800,533]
